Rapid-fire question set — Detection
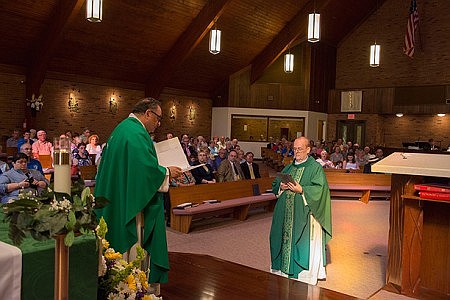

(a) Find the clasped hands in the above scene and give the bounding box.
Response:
[280,181,303,194]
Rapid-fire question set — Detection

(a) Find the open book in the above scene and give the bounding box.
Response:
[154,137,204,172]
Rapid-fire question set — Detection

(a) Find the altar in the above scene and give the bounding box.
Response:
[0,213,98,300]
[372,152,450,298]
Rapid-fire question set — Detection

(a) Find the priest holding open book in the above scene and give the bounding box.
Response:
[270,137,332,285]
[95,98,182,285]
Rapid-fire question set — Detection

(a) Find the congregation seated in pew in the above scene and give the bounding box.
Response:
[191,150,216,184]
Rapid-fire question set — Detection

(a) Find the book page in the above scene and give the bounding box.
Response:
[154,138,204,172]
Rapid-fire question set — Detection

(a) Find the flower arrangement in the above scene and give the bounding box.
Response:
[97,217,161,300]
[26,93,44,111]
[1,180,108,247]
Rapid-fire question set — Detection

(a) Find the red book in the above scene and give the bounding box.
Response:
[414,184,450,194]
[419,191,450,201]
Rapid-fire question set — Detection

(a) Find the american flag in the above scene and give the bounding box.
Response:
[403,0,419,58]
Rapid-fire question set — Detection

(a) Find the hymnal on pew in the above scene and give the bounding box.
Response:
[414,183,450,193]
[419,191,450,201]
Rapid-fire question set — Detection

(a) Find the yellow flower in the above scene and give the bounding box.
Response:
[137,270,149,289]
[127,274,137,291]
[105,251,122,260]
[101,238,109,249]
[142,295,153,300]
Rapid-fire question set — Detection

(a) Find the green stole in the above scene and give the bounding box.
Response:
[280,166,305,274]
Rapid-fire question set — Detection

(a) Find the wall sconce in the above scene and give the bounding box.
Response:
[27,93,44,112]
[68,90,79,113]
[109,92,119,114]
[284,51,294,73]
[86,0,102,22]
[396,113,404,117]
[209,22,221,55]
[188,106,196,121]
[169,104,176,120]
[437,113,446,117]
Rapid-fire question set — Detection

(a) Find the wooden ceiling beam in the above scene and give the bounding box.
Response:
[145,0,233,98]
[250,0,331,84]
[26,0,84,98]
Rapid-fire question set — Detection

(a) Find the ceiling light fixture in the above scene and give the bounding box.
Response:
[308,1,320,43]
[370,43,381,67]
[284,50,294,73]
[370,1,381,67]
[209,22,221,55]
[86,0,102,23]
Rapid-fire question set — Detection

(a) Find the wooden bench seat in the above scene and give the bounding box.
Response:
[169,177,277,233]
[172,193,277,233]
[325,173,391,203]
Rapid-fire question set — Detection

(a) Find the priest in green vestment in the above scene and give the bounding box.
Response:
[270,137,332,285]
[95,98,182,283]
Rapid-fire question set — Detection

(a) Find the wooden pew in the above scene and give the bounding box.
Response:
[169,177,276,233]
[325,172,391,203]
[37,154,53,181]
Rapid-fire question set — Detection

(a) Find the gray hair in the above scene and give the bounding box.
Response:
[132,97,161,114]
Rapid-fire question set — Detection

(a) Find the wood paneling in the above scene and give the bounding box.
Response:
[0,0,383,96]
[395,86,446,106]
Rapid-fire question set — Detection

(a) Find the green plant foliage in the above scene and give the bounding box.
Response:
[2,181,108,247]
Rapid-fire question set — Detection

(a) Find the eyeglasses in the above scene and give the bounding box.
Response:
[23,148,31,150]
[149,110,163,122]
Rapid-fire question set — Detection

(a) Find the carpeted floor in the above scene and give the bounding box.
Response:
[166,199,414,300]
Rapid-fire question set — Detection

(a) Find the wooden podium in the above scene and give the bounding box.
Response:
[372,153,450,298]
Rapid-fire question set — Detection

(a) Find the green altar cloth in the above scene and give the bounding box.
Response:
[0,213,98,300]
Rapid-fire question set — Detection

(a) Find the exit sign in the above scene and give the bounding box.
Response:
[347,114,355,119]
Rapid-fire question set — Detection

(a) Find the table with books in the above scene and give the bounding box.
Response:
[372,152,450,298]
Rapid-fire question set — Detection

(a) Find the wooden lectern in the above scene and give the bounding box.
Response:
[372,153,450,298]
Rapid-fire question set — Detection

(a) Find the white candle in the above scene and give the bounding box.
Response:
[54,164,71,194]
[53,137,72,195]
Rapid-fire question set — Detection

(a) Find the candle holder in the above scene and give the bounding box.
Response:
[53,137,72,300]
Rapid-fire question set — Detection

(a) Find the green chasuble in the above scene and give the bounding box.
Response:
[269,156,332,279]
[95,117,169,283]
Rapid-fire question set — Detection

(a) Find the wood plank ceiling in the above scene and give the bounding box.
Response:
[0,0,379,98]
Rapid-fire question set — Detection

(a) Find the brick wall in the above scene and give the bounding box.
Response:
[382,114,449,149]
[330,0,450,146]
[0,73,212,145]
[336,0,450,89]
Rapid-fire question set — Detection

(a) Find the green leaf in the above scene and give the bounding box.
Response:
[34,213,67,235]
[68,210,76,225]
[64,230,75,246]
[73,195,83,209]
[81,187,90,204]
[8,223,26,246]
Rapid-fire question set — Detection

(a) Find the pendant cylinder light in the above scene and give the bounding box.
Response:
[308,13,320,43]
[87,0,102,23]
[209,28,221,55]
[370,43,381,67]
[284,53,294,73]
